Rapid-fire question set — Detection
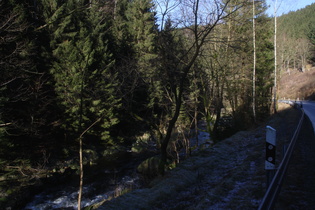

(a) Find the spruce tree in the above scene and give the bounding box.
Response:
[110,0,159,138]
[255,15,274,117]
[154,18,183,116]
[47,0,121,143]
[125,0,158,79]
[0,0,55,139]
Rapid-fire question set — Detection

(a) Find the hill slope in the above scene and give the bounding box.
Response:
[91,67,315,209]
[278,3,315,39]
[93,107,309,209]
[278,67,315,100]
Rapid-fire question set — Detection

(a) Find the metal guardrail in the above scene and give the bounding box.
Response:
[278,99,303,109]
[258,105,305,210]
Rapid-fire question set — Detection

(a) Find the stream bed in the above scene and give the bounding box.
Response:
[23,122,211,209]
[23,152,145,210]
[24,174,140,209]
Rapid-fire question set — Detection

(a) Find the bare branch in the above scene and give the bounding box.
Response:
[0,123,13,127]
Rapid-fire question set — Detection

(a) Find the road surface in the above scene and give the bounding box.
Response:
[276,101,315,209]
[302,101,315,134]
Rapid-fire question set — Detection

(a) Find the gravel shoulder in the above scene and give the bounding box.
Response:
[94,105,312,210]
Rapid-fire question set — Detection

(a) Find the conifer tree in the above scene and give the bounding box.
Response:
[111,0,159,138]
[125,0,158,79]
[155,18,184,117]
[0,0,54,138]
[46,0,121,142]
[42,2,122,207]
[255,15,274,118]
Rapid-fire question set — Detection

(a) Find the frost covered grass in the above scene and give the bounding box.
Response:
[94,107,302,209]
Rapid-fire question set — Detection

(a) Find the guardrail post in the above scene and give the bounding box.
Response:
[259,112,304,209]
[266,126,276,189]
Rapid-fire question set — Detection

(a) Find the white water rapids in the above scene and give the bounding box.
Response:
[24,122,211,209]
[24,175,140,209]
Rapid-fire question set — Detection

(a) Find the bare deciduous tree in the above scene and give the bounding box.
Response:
[252,0,256,121]
[156,0,245,174]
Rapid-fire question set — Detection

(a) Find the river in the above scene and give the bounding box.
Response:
[23,122,211,209]
[23,151,146,209]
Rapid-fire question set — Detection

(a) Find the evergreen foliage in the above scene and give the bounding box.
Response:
[278,3,315,40]
[1,1,314,207]
[277,3,315,68]
[154,18,186,121]
[47,0,121,143]
[0,0,307,159]
[0,0,56,140]
[126,0,158,74]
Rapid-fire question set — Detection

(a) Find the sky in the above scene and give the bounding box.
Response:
[266,0,315,16]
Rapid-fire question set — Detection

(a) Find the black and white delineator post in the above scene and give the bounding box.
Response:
[266,126,276,188]
[266,126,276,169]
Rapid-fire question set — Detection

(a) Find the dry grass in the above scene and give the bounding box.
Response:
[279,67,315,100]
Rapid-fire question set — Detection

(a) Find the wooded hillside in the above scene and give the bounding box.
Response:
[277,3,315,72]
[0,0,314,208]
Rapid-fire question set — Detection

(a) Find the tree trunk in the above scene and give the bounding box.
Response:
[158,0,235,174]
[159,53,199,174]
[77,118,101,209]
[194,69,199,146]
[252,0,256,121]
[194,104,198,146]
[273,0,278,114]
[159,96,182,175]
[213,104,221,143]
[78,137,83,210]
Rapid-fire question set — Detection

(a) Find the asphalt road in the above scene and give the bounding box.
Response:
[302,101,315,133]
[276,104,315,209]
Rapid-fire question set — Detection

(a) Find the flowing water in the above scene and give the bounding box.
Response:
[24,122,211,209]
[23,152,145,209]
[24,175,140,209]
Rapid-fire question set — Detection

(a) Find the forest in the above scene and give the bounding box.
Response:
[277,3,315,72]
[0,0,314,209]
